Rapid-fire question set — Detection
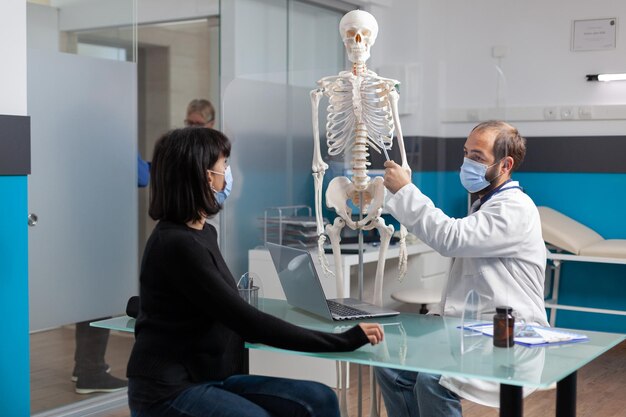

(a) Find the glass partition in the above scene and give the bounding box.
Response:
[136,16,221,255]
[27,1,137,415]
[220,0,347,277]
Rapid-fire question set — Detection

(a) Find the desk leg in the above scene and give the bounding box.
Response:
[337,361,349,417]
[556,371,577,417]
[500,384,523,417]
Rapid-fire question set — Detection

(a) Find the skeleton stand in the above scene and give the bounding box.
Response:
[357,193,383,417]
[357,192,364,417]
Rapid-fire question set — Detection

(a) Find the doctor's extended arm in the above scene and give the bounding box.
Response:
[386,183,531,258]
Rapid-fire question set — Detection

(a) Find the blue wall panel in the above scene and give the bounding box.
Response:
[518,172,626,333]
[412,171,467,219]
[518,172,626,238]
[0,176,29,416]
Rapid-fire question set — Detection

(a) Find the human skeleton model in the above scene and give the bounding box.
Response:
[311,10,410,307]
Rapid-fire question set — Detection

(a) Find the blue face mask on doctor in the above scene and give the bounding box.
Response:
[459,157,502,193]
[211,165,233,205]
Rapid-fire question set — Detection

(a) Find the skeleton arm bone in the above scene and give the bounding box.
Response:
[388,87,410,280]
[388,87,409,171]
[311,88,335,278]
[310,88,328,236]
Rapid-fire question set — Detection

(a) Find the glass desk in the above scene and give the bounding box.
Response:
[92,298,625,417]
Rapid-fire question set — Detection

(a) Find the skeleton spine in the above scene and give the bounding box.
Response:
[352,122,370,191]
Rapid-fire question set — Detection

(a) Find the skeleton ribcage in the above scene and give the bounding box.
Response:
[325,75,395,157]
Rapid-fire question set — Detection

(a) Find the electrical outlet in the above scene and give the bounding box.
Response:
[560,106,575,120]
[492,45,508,58]
[543,107,557,120]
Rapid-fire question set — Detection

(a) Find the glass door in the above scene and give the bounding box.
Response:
[27,1,137,414]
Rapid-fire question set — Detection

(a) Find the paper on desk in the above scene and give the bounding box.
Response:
[461,323,589,347]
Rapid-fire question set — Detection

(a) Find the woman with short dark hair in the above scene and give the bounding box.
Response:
[127,127,384,417]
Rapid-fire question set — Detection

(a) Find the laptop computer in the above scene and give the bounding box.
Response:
[266,242,400,321]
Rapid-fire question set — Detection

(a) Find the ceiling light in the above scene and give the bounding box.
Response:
[586,73,626,82]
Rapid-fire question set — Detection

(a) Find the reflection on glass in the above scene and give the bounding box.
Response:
[460,290,488,354]
[220,0,345,276]
[373,322,408,365]
[57,0,137,62]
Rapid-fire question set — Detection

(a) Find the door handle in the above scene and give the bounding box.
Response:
[28,213,38,227]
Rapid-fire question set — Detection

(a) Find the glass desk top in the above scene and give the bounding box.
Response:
[92,298,624,389]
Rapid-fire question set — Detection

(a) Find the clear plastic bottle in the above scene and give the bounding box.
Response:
[493,306,515,348]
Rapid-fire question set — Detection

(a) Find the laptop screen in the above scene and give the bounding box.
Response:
[266,243,333,319]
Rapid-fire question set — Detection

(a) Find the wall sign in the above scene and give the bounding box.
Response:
[572,18,617,51]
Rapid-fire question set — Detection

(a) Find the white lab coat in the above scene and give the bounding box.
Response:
[386,180,548,407]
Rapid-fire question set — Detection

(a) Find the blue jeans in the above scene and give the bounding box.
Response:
[130,374,340,417]
[374,367,462,417]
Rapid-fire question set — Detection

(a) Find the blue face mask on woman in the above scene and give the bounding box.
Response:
[459,157,501,193]
[214,165,232,205]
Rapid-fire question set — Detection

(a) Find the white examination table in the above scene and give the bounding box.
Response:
[537,206,626,326]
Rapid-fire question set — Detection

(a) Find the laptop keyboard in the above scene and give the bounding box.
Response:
[327,300,371,319]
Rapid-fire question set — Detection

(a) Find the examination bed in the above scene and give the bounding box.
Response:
[537,206,626,326]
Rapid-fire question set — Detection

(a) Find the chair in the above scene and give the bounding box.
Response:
[537,206,626,326]
[390,251,451,314]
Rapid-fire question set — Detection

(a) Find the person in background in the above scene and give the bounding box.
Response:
[127,127,384,417]
[185,98,215,129]
[184,98,232,236]
[71,153,150,394]
[375,120,548,417]
[72,321,127,394]
[138,153,150,187]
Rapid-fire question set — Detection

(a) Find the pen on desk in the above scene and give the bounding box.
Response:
[237,273,248,290]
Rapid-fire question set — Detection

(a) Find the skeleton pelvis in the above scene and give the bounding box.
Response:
[326,176,385,230]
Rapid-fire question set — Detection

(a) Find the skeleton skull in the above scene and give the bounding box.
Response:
[339,10,378,64]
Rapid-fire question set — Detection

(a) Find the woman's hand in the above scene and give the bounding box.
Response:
[358,323,384,345]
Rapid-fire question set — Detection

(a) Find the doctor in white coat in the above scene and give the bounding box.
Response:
[375,120,548,417]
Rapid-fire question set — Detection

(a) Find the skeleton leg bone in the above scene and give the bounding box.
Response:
[326,217,346,298]
[369,217,393,307]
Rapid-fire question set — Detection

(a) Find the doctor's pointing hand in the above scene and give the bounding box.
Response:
[383,160,411,194]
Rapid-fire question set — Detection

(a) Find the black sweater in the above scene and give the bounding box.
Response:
[127,221,368,409]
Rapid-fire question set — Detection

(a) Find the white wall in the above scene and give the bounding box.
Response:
[0,0,27,115]
[52,0,219,31]
[370,0,626,138]
[370,1,444,137]
[27,3,59,51]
